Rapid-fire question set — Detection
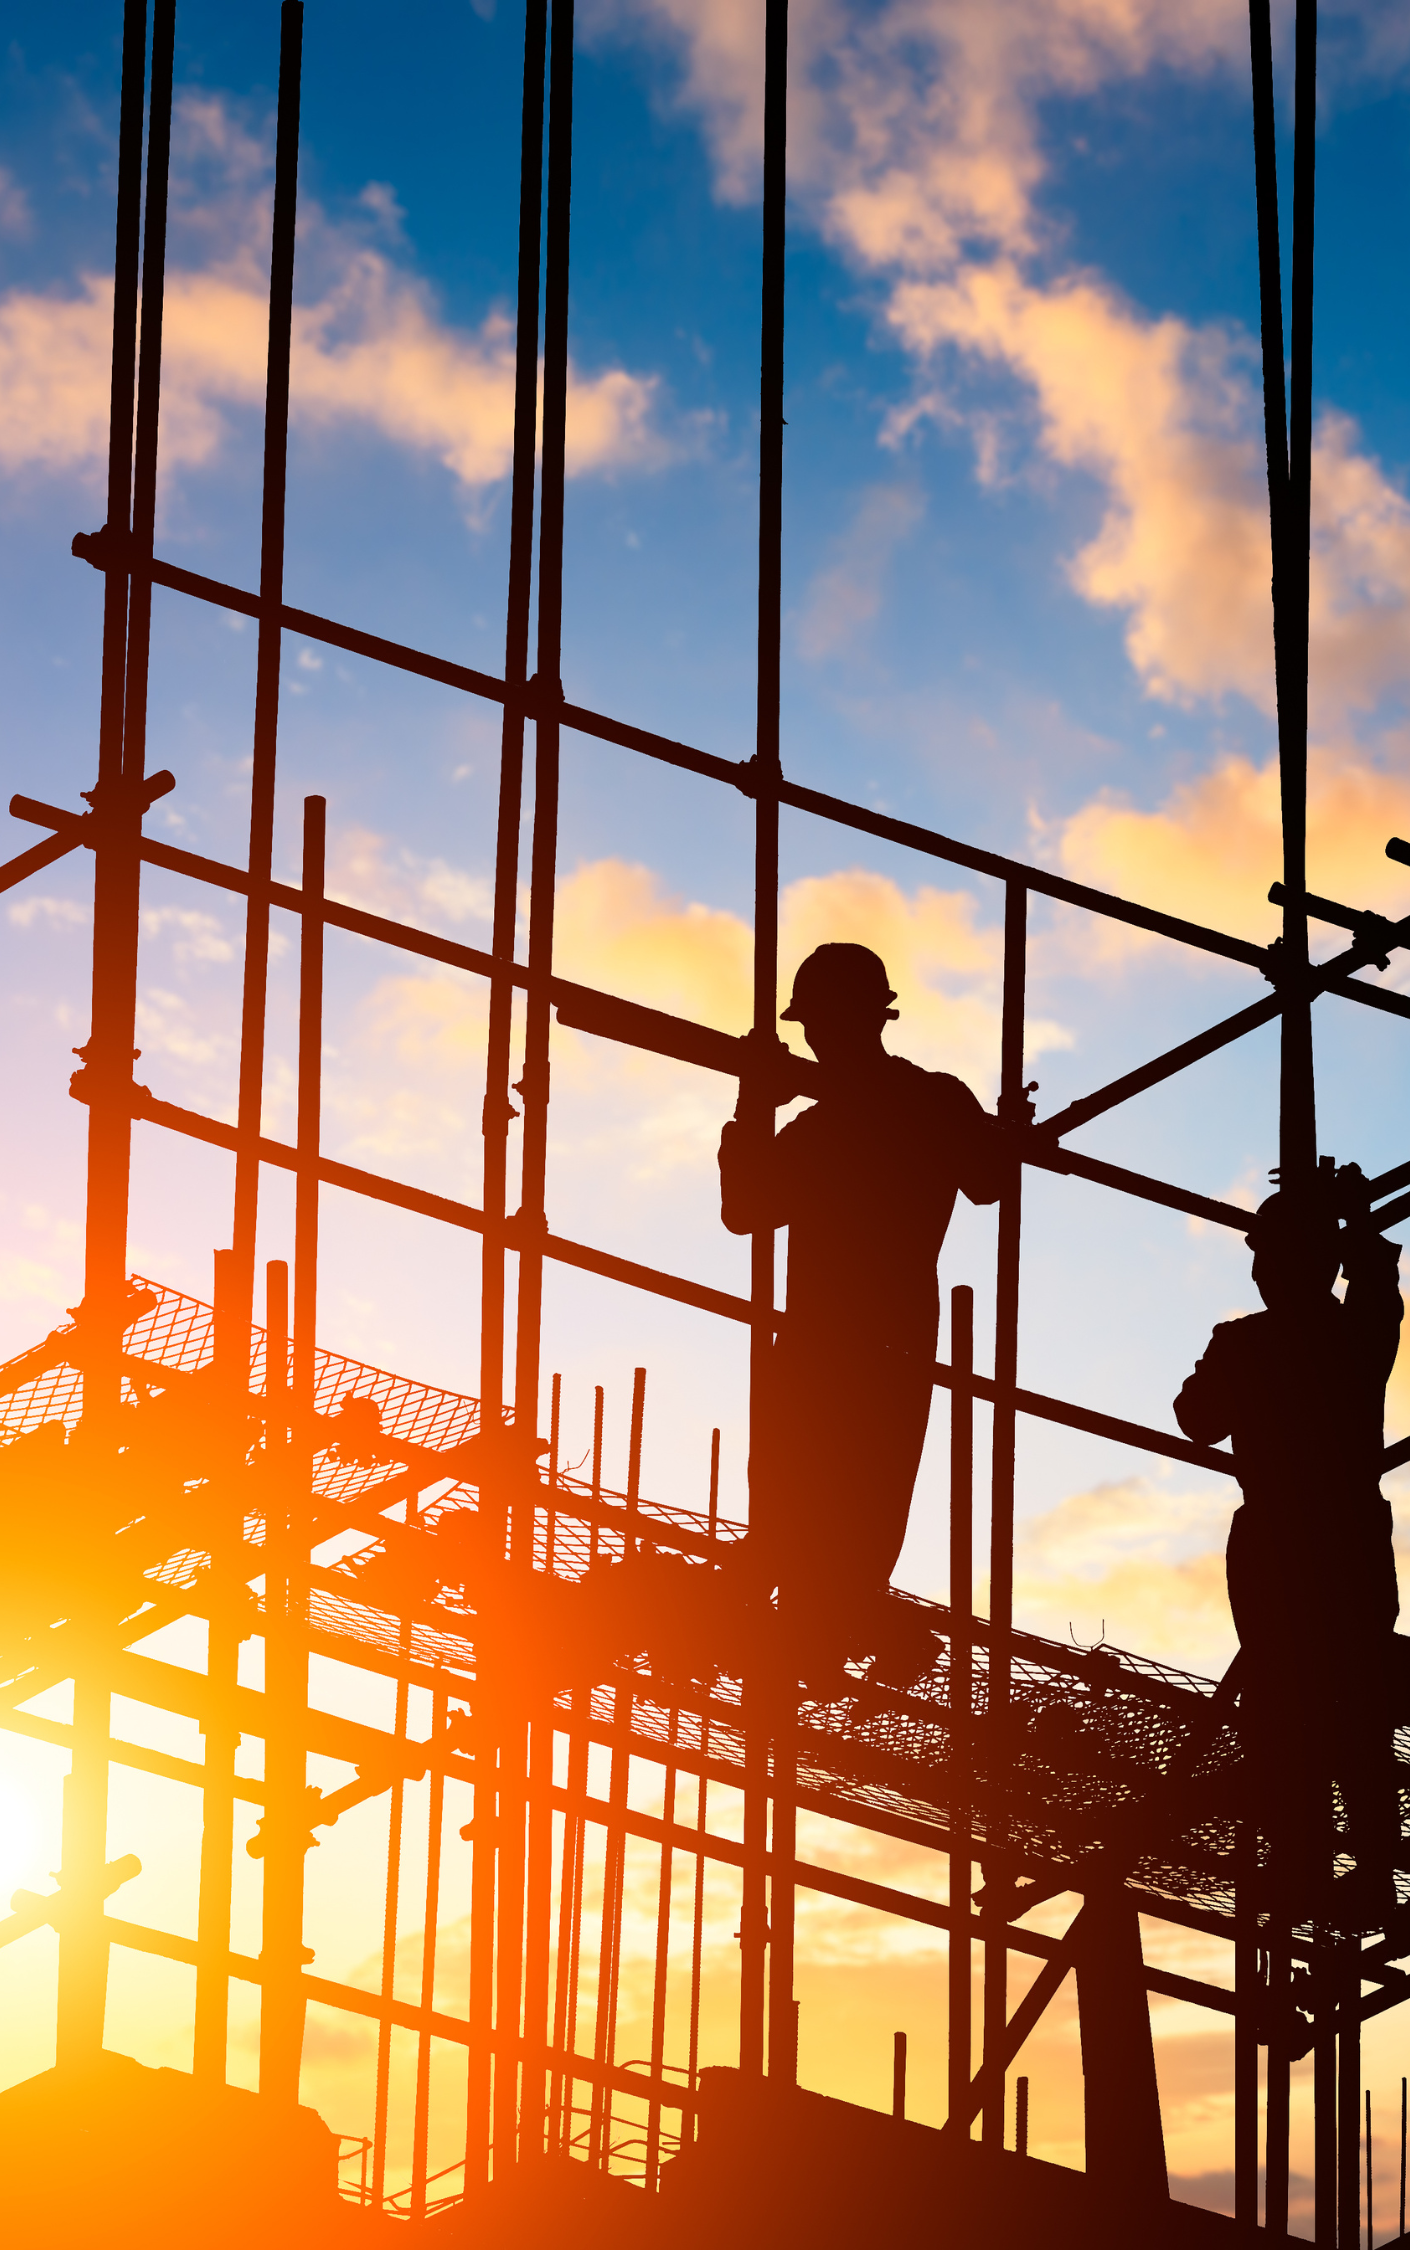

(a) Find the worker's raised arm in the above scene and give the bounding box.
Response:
[1174,1326,1236,1446]
[939,1076,1010,1208]
[1341,1227,1404,1384]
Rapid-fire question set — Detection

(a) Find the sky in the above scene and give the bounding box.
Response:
[3,0,1410,2225]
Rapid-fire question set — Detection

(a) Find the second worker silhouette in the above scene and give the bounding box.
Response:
[1175,1168,1402,1926]
[719,942,1009,1685]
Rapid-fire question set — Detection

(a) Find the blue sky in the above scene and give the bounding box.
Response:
[6,0,1410,2207]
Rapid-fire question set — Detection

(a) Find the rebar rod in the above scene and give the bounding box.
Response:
[948,1286,974,2132]
[465,1727,498,2186]
[1249,0,1317,1185]
[118,0,174,798]
[259,1255,307,2104]
[1267,1919,1292,2238]
[1235,1819,1260,2229]
[592,1374,645,2163]
[1316,1937,1338,2246]
[1342,1965,1363,2250]
[521,1709,557,2157]
[410,1686,448,2217]
[550,1692,586,2148]
[982,881,1026,2143]
[645,1713,679,2183]
[741,0,789,2085]
[560,1712,591,2147]
[58,0,149,2074]
[193,1247,244,2084]
[372,1627,411,2208]
[231,1,304,1306]
[492,1713,529,2170]
[591,1699,630,2167]
[687,1437,717,2139]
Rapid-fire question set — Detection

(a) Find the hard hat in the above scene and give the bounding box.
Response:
[1245,1184,1341,1261]
[780,943,898,1022]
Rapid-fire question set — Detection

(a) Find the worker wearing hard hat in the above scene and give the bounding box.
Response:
[1175,1168,1402,1926]
[719,942,1010,1682]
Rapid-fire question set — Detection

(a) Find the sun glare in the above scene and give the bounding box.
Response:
[0,1774,40,1902]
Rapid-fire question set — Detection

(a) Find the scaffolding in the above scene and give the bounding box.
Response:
[4,0,1410,2240]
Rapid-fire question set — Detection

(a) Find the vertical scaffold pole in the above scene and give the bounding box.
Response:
[466,0,548,2192]
[481,0,548,1427]
[646,1710,680,2183]
[497,1,573,2165]
[1279,0,1318,1188]
[982,880,1025,2145]
[1248,0,1316,1187]
[59,0,154,2076]
[1266,1924,1291,2238]
[948,1285,974,2131]
[194,1246,245,2084]
[373,1623,411,2209]
[1315,1936,1338,2246]
[741,0,789,2086]
[1235,1816,1260,2231]
[1340,1960,1362,2250]
[282,795,324,2103]
[231,1,304,1311]
[687,1433,719,2139]
[411,1684,448,2218]
[260,1255,307,2104]
[514,0,573,1431]
[591,1369,646,2167]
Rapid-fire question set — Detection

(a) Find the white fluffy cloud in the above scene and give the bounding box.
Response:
[599,0,1410,955]
[606,0,1410,723]
[0,96,665,497]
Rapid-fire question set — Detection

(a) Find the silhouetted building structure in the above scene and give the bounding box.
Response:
[4,0,1410,2242]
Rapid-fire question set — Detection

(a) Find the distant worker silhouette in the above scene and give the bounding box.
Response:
[1174,1168,1402,1922]
[719,944,1009,1682]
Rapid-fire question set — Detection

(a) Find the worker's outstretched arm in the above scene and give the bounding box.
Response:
[946,1079,1011,1208]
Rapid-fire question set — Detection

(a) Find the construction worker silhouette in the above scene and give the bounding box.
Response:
[1174,1169,1402,1922]
[719,943,1007,1679]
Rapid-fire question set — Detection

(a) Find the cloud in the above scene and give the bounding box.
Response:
[328,853,1072,1183]
[7,897,89,930]
[590,0,1246,244]
[0,168,32,241]
[553,855,1071,1094]
[1007,1474,1239,1670]
[0,96,666,498]
[1048,734,1410,964]
[326,827,494,932]
[890,270,1410,726]
[797,481,924,659]
[603,0,1410,763]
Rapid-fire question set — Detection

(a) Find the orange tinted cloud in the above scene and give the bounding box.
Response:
[1006,1475,1239,1672]
[0,98,664,496]
[599,0,1244,253]
[328,852,1071,1183]
[1052,738,1410,962]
